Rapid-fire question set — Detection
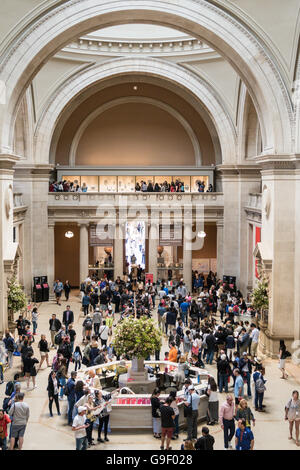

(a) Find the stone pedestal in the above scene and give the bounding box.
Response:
[119,358,157,394]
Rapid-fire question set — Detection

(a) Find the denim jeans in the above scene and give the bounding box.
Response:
[59,377,66,397]
[76,436,88,450]
[174,415,179,436]
[32,321,37,334]
[223,419,235,449]
[0,364,3,382]
[254,391,264,410]
[68,397,75,424]
[180,312,188,326]
[206,350,214,364]
[0,437,7,450]
[243,372,252,397]
[219,373,229,393]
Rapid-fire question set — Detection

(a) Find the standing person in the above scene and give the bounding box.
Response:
[66,371,77,425]
[285,390,300,446]
[31,307,39,335]
[160,397,175,451]
[219,395,235,450]
[49,314,61,348]
[82,293,91,316]
[195,426,215,450]
[253,362,266,411]
[53,279,63,305]
[72,406,89,451]
[96,390,113,443]
[82,315,93,343]
[239,352,252,398]
[206,376,219,426]
[233,369,244,405]
[249,323,259,358]
[73,346,83,371]
[235,419,254,450]
[98,321,109,348]
[57,358,68,400]
[23,351,39,390]
[37,334,51,369]
[0,408,11,451]
[217,354,230,394]
[180,299,190,326]
[184,385,200,441]
[47,371,61,417]
[9,393,30,450]
[279,339,289,380]
[0,335,6,384]
[62,305,74,334]
[3,332,15,369]
[235,399,255,429]
[92,308,102,337]
[64,280,71,301]
[205,330,216,365]
[151,388,162,439]
[68,324,76,354]
[169,390,180,439]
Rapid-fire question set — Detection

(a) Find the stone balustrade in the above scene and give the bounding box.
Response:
[48,191,224,208]
[247,193,262,212]
[13,192,25,208]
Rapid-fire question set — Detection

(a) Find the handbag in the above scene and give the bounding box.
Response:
[184,395,193,417]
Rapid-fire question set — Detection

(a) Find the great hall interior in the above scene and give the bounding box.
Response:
[0,2,300,369]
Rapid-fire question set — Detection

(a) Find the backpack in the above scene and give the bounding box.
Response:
[255,377,266,393]
[84,320,92,330]
[63,383,70,396]
[6,338,15,352]
[73,351,80,361]
[2,397,10,412]
[5,381,15,396]
[54,332,62,345]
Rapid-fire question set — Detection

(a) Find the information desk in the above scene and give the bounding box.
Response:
[77,360,210,431]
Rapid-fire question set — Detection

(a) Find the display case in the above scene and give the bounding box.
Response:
[80,175,99,192]
[118,176,135,192]
[99,175,117,192]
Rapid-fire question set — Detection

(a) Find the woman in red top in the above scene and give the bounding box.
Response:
[0,409,11,450]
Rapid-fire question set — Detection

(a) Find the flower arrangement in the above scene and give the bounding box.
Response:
[114,317,162,359]
[7,276,27,315]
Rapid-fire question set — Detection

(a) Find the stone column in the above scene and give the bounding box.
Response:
[148,221,159,282]
[183,222,193,293]
[0,155,19,333]
[258,156,296,356]
[216,220,224,280]
[48,221,55,296]
[114,224,124,279]
[79,223,89,282]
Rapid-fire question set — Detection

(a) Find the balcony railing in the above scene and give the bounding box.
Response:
[247,193,262,212]
[13,193,26,209]
[48,192,224,207]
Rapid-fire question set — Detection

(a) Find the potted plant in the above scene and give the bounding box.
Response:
[114,317,162,372]
[7,276,27,328]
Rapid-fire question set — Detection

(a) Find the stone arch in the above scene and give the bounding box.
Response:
[0,0,293,156]
[34,57,236,165]
[69,96,202,167]
[237,85,263,162]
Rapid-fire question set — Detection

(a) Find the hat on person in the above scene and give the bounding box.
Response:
[221,354,227,360]
[242,352,248,356]
[255,357,263,364]
[188,385,195,391]
[95,307,100,312]
[78,406,86,413]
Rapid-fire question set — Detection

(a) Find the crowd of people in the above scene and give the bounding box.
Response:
[0,272,299,451]
[49,179,214,193]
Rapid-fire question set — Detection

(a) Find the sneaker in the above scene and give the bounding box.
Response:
[104,437,109,442]
[97,438,104,443]
[228,441,233,449]
[160,446,164,450]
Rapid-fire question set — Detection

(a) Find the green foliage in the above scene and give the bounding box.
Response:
[7,276,27,313]
[114,316,162,359]
[251,276,269,311]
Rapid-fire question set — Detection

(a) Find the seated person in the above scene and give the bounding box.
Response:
[113,360,128,386]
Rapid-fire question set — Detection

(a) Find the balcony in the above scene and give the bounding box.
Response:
[244,193,262,222]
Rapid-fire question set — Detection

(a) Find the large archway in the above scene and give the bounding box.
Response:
[34,57,236,165]
[0,0,293,157]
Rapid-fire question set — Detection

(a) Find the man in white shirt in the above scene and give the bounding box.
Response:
[72,406,89,450]
[99,321,109,347]
[250,323,260,358]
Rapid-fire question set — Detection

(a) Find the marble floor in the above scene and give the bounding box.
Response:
[1,294,300,451]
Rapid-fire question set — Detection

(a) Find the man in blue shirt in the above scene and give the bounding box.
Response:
[235,419,254,450]
[157,303,166,332]
[184,385,200,440]
[180,300,190,326]
[234,369,244,405]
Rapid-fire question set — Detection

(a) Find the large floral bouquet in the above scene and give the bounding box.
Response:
[114,316,162,359]
[7,276,27,313]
